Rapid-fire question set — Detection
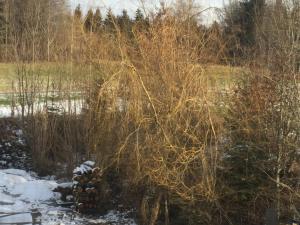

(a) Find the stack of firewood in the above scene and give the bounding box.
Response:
[72,161,108,214]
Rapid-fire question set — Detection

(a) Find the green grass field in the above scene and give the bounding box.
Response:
[0,62,246,93]
[0,62,103,93]
[0,63,15,92]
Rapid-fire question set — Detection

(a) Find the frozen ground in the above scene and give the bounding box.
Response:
[0,92,126,118]
[0,99,84,118]
[0,169,136,225]
[0,121,137,225]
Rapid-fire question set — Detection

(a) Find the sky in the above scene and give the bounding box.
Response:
[69,0,228,23]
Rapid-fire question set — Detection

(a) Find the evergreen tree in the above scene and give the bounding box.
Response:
[0,1,5,43]
[93,8,102,33]
[84,9,94,32]
[74,4,82,20]
[223,0,265,62]
[135,8,144,22]
[0,1,5,22]
[104,8,115,33]
[134,8,149,31]
[239,0,265,47]
[117,9,132,34]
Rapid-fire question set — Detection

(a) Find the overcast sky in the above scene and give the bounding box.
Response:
[69,0,228,23]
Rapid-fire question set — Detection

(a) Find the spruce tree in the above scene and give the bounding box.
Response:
[117,9,132,34]
[93,8,102,33]
[134,8,149,31]
[239,0,264,47]
[104,8,115,33]
[74,4,82,21]
[135,8,144,23]
[223,0,265,62]
[0,1,5,43]
[84,9,94,32]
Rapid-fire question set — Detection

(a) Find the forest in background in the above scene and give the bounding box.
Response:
[0,0,299,225]
[0,0,298,66]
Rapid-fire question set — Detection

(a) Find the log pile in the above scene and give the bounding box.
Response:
[53,182,73,202]
[72,161,110,214]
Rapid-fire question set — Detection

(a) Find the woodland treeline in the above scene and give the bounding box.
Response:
[0,1,299,225]
[0,0,298,67]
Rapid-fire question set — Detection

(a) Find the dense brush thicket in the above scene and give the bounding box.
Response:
[2,0,299,224]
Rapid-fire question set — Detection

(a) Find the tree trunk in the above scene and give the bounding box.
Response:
[140,194,149,225]
[164,195,169,225]
[149,192,163,225]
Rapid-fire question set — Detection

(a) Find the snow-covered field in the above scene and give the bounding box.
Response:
[0,99,85,118]
[0,169,136,225]
[0,105,11,118]
[0,92,126,118]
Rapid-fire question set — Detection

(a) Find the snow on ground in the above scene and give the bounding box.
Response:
[0,169,136,225]
[0,99,85,118]
[0,105,11,118]
[0,169,58,214]
[0,96,127,118]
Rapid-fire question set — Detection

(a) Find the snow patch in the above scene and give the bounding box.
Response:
[0,192,15,205]
[0,169,59,213]
[73,161,95,175]
[0,213,33,224]
[11,179,58,201]
[0,168,137,224]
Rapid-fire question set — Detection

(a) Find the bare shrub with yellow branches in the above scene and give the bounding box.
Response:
[83,8,226,224]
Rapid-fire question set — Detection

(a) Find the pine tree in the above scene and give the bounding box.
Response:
[134,8,149,31]
[0,1,4,22]
[135,8,144,23]
[84,9,94,32]
[74,4,82,21]
[0,1,5,43]
[223,0,265,62]
[239,0,264,47]
[93,8,102,33]
[104,8,115,33]
[117,9,132,34]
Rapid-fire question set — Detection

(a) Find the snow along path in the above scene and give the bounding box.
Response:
[0,169,136,225]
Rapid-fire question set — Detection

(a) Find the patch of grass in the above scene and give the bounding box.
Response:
[204,64,247,89]
[0,63,16,92]
[0,98,11,106]
[0,62,102,93]
[0,62,246,93]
